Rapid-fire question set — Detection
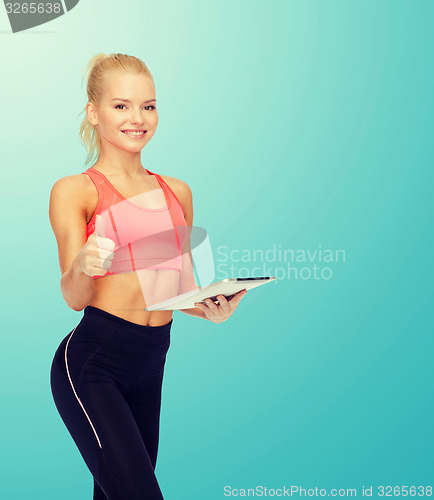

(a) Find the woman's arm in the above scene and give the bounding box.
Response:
[60,258,96,312]
[162,176,248,323]
[162,176,209,320]
[49,175,96,311]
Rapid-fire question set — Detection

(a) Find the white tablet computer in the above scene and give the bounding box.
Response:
[144,277,276,311]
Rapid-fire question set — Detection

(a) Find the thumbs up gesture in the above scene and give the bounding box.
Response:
[77,214,116,277]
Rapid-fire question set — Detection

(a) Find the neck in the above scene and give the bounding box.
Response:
[94,147,148,177]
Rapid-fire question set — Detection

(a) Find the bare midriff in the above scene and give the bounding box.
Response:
[88,268,180,326]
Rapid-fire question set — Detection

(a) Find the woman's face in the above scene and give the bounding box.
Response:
[88,71,158,154]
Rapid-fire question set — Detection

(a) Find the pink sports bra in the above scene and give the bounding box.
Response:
[81,167,188,279]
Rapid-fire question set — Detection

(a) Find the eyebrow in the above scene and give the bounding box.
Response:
[110,98,157,104]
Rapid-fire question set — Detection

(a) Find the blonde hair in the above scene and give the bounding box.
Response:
[78,53,155,167]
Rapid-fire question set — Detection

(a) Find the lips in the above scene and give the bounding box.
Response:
[121,130,147,138]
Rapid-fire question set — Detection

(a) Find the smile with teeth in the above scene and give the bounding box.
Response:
[122,130,147,137]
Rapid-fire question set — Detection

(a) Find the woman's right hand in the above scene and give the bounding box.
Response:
[76,214,116,277]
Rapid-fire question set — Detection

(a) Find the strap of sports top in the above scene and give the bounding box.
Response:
[149,170,186,217]
[146,169,185,257]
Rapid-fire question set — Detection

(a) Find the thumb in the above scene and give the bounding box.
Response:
[95,214,105,238]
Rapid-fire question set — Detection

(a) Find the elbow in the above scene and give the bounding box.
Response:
[60,281,95,312]
[63,295,87,312]
[69,302,86,312]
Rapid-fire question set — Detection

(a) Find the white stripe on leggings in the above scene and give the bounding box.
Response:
[64,325,103,449]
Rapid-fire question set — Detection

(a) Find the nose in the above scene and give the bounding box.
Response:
[130,107,145,126]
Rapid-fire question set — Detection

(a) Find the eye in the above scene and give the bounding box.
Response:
[114,104,156,110]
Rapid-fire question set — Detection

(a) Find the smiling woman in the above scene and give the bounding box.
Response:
[83,66,159,162]
[48,52,247,500]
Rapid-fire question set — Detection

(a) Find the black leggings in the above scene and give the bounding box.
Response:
[50,305,172,500]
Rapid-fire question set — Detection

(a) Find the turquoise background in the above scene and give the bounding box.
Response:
[1,1,432,498]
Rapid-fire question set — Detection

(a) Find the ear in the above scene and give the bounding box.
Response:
[86,101,99,126]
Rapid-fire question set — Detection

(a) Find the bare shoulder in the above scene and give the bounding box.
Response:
[50,172,97,222]
[159,174,193,213]
[50,172,93,197]
[159,174,192,197]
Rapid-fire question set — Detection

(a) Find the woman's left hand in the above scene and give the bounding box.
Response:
[194,289,248,323]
